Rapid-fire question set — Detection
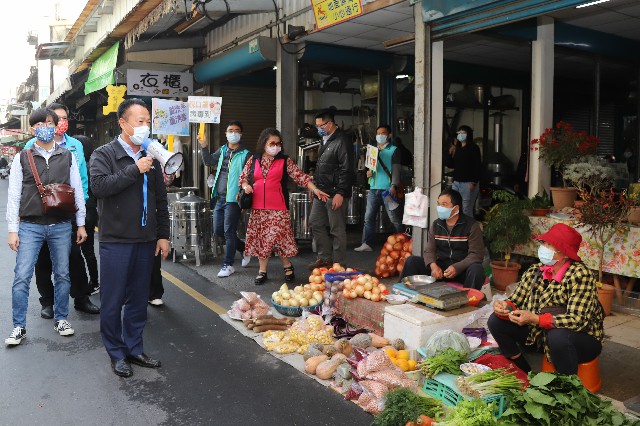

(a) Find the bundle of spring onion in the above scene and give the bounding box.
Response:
[417,348,467,380]
[456,368,523,397]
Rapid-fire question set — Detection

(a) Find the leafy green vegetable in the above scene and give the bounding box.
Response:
[373,388,443,426]
[418,348,467,380]
[500,372,640,426]
[435,399,498,426]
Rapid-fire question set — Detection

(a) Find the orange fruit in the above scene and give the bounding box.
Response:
[397,350,410,360]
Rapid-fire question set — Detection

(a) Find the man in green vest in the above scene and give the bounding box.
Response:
[355,125,404,252]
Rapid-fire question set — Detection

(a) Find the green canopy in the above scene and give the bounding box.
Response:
[84,42,119,95]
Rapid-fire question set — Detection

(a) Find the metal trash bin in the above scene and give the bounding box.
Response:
[346,185,364,225]
[167,189,197,251]
[172,192,211,266]
[290,191,313,240]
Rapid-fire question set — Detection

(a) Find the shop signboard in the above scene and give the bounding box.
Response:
[311,0,363,30]
[151,98,190,136]
[365,145,378,171]
[187,96,222,124]
[127,69,193,97]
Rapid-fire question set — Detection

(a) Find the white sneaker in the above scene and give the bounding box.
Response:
[241,254,251,267]
[149,299,164,306]
[5,327,26,346]
[54,320,75,336]
[354,243,373,252]
[217,264,235,278]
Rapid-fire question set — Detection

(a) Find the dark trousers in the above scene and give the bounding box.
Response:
[80,208,99,285]
[399,255,486,290]
[487,313,602,375]
[36,226,91,307]
[149,253,164,301]
[99,241,155,361]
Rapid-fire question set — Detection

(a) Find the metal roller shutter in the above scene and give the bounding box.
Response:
[219,86,276,152]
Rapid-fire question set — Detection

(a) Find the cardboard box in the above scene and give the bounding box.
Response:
[384,303,476,350]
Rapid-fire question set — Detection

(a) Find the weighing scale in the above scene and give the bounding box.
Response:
[392,282,469,311]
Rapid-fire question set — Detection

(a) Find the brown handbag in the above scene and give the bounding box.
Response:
[26,149,77,218]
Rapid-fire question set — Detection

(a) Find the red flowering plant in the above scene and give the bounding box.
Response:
[577,188,630,283]
[530,121,600,183]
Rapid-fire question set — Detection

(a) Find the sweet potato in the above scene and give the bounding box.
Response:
[252,324,289,332]
[254,318,294,326]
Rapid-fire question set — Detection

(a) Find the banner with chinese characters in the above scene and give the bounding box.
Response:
[187,96,222,124]
[151,99,190,136]
[311,0,363,30]
[127,69,193,97]
[365,145,378,171]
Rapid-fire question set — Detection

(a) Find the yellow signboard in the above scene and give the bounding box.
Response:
[311,0,363,30]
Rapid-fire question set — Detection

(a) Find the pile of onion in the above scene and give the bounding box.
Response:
[374,233,412,278]
[342,274,388,301]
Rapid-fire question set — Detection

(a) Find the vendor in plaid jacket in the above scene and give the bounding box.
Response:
[488,223,605,375]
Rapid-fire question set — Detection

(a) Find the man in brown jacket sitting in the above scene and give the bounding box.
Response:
[400,189,486,290]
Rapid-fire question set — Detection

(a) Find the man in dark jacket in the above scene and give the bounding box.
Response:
[90,98,170,378]
[400,189,486,290]
[308,110,354,269]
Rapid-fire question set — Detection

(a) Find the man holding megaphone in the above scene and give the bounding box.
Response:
[89,98,170,378]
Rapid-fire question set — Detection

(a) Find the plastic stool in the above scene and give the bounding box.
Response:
[541,356,602,393]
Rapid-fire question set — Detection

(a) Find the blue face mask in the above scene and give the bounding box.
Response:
[35,126,55,143]
[317,127,328,137]
[376,134,388,145]
[436,205,458,221]
[457,133,467,143]
[538,245,558,266]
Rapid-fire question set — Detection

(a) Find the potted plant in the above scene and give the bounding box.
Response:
[530,121,599,210]
[577,188,631,315]
[528,190,552,216]
[483,191,532,290]
[563,156,616,209]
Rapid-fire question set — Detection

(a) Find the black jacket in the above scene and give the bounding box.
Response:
[89,138,169,243]
[445,141,482,183]
[314,128,354,197]
[423,214,485,273]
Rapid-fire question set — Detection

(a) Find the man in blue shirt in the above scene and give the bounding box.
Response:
[24,103,99,317]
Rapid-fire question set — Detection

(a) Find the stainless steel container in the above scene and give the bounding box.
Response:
[346,185,364,225]
[290,191,313,240]
[172,192,211,266]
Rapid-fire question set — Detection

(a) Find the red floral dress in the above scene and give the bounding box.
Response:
[239,155,311,258]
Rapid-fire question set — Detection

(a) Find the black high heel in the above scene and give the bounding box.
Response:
[284,264,295,282]
[254,271,268,285]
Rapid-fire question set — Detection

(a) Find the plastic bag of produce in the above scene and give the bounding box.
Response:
[323,271,360,312]
[345,381,363,401]
[423,329,472,358]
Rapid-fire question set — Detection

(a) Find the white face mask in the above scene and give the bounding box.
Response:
[538,245,558,266]
[265,145,281,157]
[125,124,150,146]
[226,132,241,144]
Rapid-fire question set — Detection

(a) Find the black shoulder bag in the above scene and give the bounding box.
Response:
[378,155,404,200]
[238,155,255,210]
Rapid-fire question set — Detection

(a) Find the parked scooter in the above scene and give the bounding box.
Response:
[0,168,8,179]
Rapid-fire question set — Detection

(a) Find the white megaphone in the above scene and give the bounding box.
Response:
[141,138,184,175]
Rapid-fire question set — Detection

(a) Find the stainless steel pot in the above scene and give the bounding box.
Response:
[345,185,364,225]
[172,191,211,266]
[290,191,313,240]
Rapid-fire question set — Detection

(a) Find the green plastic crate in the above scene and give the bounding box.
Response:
[422,372,507,418]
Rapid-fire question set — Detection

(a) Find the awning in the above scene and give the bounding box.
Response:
[423,0,585,39]
[85,42,119,95]
[45,78,72,106]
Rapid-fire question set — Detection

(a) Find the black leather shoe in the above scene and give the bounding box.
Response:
[111,359,133,377]
[126,353,161,368]
[40,305,53,319]
[74,298,100,314]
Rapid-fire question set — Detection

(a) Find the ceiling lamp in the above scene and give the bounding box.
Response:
[576,0,610,8]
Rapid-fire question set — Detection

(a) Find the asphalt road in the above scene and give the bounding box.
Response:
[0,178,372,426]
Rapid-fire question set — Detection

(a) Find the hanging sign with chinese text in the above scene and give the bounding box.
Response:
[127,69,193,97]
[151,98,190,136]
[187,96,222,124]
[311,0,363,30]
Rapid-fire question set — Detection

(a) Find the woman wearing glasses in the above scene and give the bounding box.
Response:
[239,128,329,285]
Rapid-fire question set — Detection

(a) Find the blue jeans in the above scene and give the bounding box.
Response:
[362,189,404,246]
[12,221,72,327]
[213,197,245,266]
[452,181,480,217]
